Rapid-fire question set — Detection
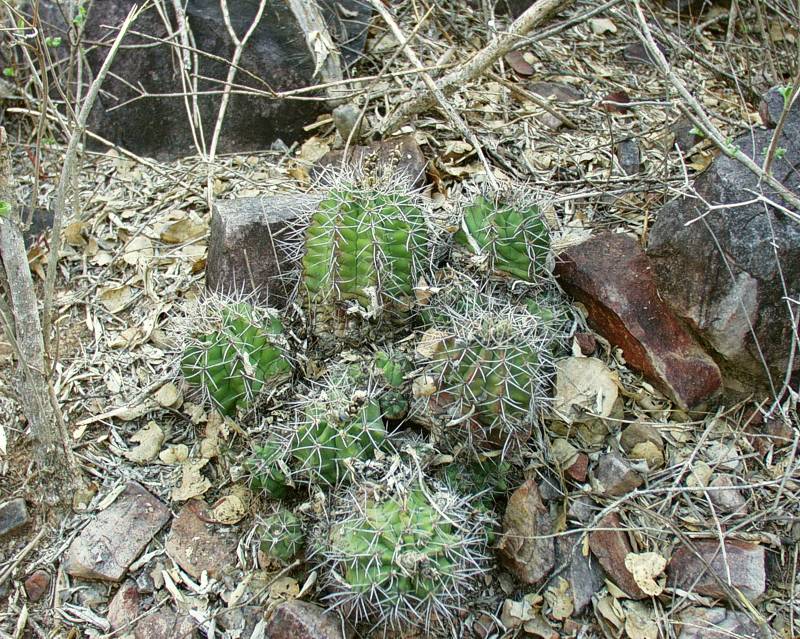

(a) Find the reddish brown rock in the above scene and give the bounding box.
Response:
[497,480,555,585]
[555,233,721,409]
[588,512,647,599]
[165,500,238,580]
[265,600,351,639]
[677,606,760,639]
[668,539,765,601]
[565,453,589,482]
[574,332,596,355]
[108,580,140,631]
[24,570,50,603]
[134,609,197,639]
[63,482,170,582]
[312,136,427,188]
[592,451,643,496]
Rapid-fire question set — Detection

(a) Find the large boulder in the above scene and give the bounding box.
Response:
[647,87,800,390]
[35,0,369,159]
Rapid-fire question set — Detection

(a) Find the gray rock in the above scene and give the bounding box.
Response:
[0,498,29,538]
[332,104,363,142]
[647,87,800,388]
[592,451,643,496]
[135,609,197,639]
[708,475,748,515]
[265,600,351,639]
[63,482,170,582]
[206,193,315,307]
[616,139,641,175]
[677,606,760,639]
[35,0,370,159]
[497,480,555,585]
[553,536,605,614]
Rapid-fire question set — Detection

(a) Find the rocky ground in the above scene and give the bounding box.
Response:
[1,1,799,638]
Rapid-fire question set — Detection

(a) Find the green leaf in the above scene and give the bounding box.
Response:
[45,36,62,48]
[778,84,793,105]
[3,67,15,78]
[0,201,11,218]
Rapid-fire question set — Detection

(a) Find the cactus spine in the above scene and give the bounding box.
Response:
[179,298,292,416]
[260,508,304,564]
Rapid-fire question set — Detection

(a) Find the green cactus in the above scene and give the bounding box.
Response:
[292,399,386,486]
[300,181,428,346]
[420,284,567,449]
[374,349,413,420]
[319,477,491,633]
[180,301,292,416]
[247,441,290,499]
[454,194,551,283]
[442,455,513,502]
[260,508,304,564]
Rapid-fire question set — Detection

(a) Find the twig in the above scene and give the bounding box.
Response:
[378,0,575,134]
[42,6,141,357]
[0,527,46,589]
[762,67,800,176]
[368,0,496,185]
[630,0,800,213]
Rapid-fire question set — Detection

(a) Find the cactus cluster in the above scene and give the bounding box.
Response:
[318,475,491,634]
[179,298,292,416]
[297,175,429,348]
[454,193,551,283]
[247,440,290,499]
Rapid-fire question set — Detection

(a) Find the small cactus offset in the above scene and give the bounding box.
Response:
[298,172,429,347]
[260,508,304,564]
[179,297,292,416]
[247,440,291,499]
[374,349,414,420]
[318,475,491,633]
[454,193,552,283]
[419,283,568,450]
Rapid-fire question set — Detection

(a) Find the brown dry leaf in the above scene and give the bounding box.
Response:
[210,487,248,524]
[269,576,300,601]
[64,221,87,247]
[172,458,212,501]
[298,135,330,163]
[122,421,164,463]
[505,50,534,76]
[687,151,714,171]
[522,614,558,639]
[552,357,619,424]
[415,328,449,359]
[623,601,659,639]
[687,460,712,488]
[160,217,206,244]
[123,235,154,266]
[159,444,189,465]
[551,438,580,469]
[544,577,574,621]
[98,284,135,314]
[624,552,666,596]
[589,17,617,34]
[596,594,625,630]
[630,441,664,470]
[155,382,183,409]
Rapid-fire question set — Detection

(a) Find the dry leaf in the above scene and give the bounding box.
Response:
[624,601,659,639]
[122,421,164,463]
[172,459,212,501]
[159,444,189,464]
[64,221,87,247]
[269,576,300,601]
[625,552,666,596]
[98,284,134,314]
[551,438,580,469]
[123,235,153,266]
[589,18,617,34]
[544,577,574,621]
[298,136,330,163]
[552,357,619,424]
[596,594,625,630]
[160,218,206,244]
[211,491,248,524]
[630,441,664,470]
[155,382,183,409]
[522,614,558,639]
[687,460,712,488]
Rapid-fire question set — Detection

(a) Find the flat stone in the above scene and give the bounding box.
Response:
[63,482,170,582]
[0,498,29,538]
[165,500,238,580]
[134,609,197,639]
[567,495,597,524]
[553,536,605,614]
[668,539,765,601]
[556,232,722,409]
[677,606,761,639]
[622,41,667,66]
[592,451,643,496]
[497,480,555,585]
[574,332,596,355]
[108,580,141,631]
[616,139,641,175]
[265,600,351,639]
[565,453,589,482]
[588,512,647,599]
[647,87,800,387]
[620,422,665,470]
[218,606,264,638]
[24,570,50,603]
[670,116,702,153]
[206,193,316,307]
[312,136,427,188]
[529,81,583,102]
